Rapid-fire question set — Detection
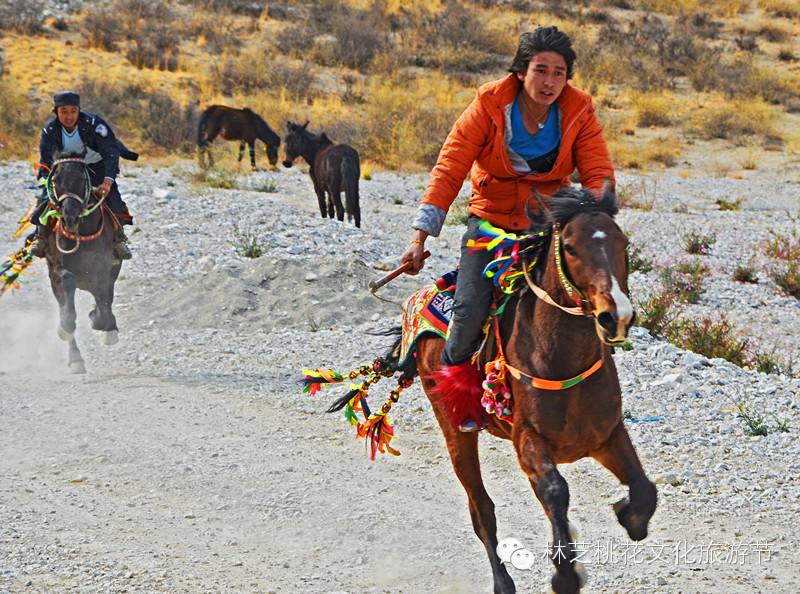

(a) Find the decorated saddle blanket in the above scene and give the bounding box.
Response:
[399,270,457,366]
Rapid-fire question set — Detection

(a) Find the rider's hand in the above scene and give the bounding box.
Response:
[97,178,113,196]
[401,233,428,275]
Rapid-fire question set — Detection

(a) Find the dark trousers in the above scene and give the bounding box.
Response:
[31,162,131,225]
[441,215,496,366]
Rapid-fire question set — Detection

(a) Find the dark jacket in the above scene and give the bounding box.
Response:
[37,111,138,181]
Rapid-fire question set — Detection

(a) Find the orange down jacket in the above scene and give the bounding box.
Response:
[421,74,615,231]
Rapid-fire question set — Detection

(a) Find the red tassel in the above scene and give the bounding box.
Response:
[429,361,487,428]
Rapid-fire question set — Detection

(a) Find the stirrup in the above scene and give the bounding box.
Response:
[113,236,132,260]
[458,419,488,433]
[28,235,47,258]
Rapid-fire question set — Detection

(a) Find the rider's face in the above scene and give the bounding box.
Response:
[56,105,79,131]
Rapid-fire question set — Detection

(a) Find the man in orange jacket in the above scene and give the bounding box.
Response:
[400,26,615,431]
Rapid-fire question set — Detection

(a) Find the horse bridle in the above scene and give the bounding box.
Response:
[47,157,94,209]
[47,157,106,255]
[522,223,595,318]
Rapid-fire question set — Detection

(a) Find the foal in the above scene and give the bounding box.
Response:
[282,120,361,228]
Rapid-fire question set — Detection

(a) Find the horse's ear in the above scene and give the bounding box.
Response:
[286,120,295,131]
[528,188,554,225]
[599,177,619,215]
[600,177,615,201]
[302,120,309,130]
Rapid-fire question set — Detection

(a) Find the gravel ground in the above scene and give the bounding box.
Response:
[1,159,798,594]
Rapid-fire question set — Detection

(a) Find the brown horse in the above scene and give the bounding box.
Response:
[44,151,122,373]
[282,120,361,228]
[411,185,656,593]
[197,105,281,170]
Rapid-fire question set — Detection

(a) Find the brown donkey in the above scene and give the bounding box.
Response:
[413,185,656,594]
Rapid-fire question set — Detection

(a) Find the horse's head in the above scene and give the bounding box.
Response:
[282,120,310,168]
[51,150,91,233]
[529,182,634,346]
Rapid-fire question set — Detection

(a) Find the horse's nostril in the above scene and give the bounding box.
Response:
[282,161,292,168]
[597,311,617,334]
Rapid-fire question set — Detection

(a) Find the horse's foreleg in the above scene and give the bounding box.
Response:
[57,270,78,341]
[430,402,515,594]
[592,422,657,541]
[516,426,584,594]
[90,283,119,344]
[68,338,85,374]
[237,142,245,171]
[249,141,256,170]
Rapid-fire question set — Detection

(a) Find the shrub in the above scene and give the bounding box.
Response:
[660,260,709,303]
[733,263,759,283]
[204,169,237,189]
[627,242,653,273]
[617,179,656,210]
[0,0,45,34]
[631,93,675,127]
[770,261,800,298]
[636,288,679,336]
[716,197,743,210]
[682,230,716,255]
[671,315,749,366]
[691,100,776,141]
[231,226,264,258]
[0,77,37,156]
[758,0,800,19]
[762,228,800,260]
[143,93,198,152]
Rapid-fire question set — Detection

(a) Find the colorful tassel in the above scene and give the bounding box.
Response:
[0,238,35,299]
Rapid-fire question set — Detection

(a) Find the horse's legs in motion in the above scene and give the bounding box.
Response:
[431,406,516,594]
[249,140,257,170]
[200,121,221,169]
[67,337,85,374]
[89,282,119,345]
[517,425,583,594]
[592,422,657,541]
[51,269,85,373]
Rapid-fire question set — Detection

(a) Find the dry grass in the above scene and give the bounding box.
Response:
[631,92,676,128]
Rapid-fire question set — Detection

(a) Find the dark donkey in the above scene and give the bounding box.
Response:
[412,185,656,593]
[282,120,361,228]
[44,151,122,373]
[197,105,281,170]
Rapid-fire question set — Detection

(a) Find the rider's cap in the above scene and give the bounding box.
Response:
[53,91,80,109]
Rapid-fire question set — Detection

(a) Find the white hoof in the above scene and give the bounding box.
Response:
[69,361,86,374]
[58,326,74,341]
[103,330,119,346]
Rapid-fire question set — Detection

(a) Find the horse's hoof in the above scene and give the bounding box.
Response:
[103,330,119,346]
[69,361,86,374]
[58,326,74,341]
[575,560,587,588]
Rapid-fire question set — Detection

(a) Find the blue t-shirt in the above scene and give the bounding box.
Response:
[509,96,560,171]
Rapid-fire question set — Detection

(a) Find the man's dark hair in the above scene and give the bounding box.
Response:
[509,26,576,80]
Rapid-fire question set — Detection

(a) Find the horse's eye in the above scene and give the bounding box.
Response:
[564,244,577,256]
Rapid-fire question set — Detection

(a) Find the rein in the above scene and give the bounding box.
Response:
[47,157,107,254]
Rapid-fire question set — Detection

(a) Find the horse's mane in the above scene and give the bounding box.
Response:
[247,109,280,145]
[521,184,618,280]
[53,149,86,160]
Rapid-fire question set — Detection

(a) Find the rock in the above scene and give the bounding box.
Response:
[153,188,178,200]
[652,373,682,386]
[370,313,380,321]
[305,272,318,282]
[198,256,215,273]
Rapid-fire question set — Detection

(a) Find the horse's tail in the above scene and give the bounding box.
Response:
[341,150,361,227]
[197,108,211,147]
[301,326,416,459]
